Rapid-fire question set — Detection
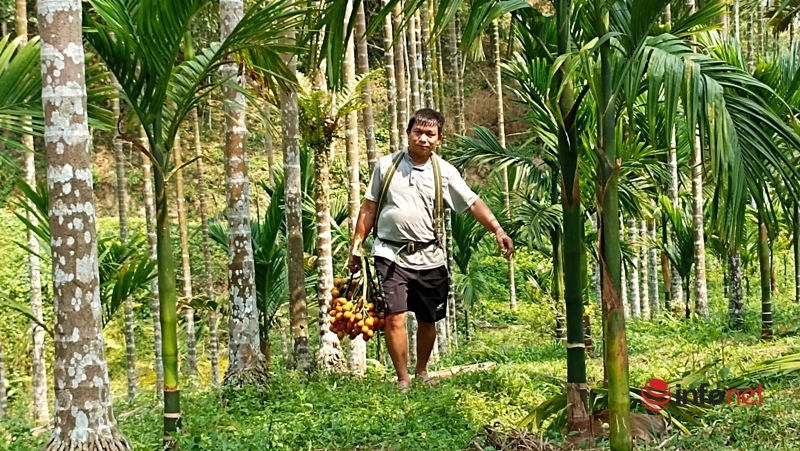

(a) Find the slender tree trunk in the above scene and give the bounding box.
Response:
[592,213,602,306]
[668,136,683,310]
[264,105,274,184]
[446,212,458,349]
[382,0,399,154]
[141,129,164,397]
[355,2,378,172]
[313,141,345,372]
[554,0,589,433]
[746,11,755,72]
[732,0,740,42]
[281,33,312,371]
[628,219,641,319]
[621,230,629,318]
[690,129,709,318]
[420,1,435,108]
[0,334,6,418]
[435,32,445,113]
[648,220,660,317]
[795,202,799,303]
[551,169,564,341]
[728,249,744,328]
[191,108,219,385]
[39,2,128,446]
[393,2,409,146]
[596,0,632,447]
[447,17,464,135]
[344,0,366,376]
[17,0,49,425]
[757,206,772,340]
[639,220,650,319]
[407,11,421,112]
[492,21,517,312]
[173,133,197,378]
[221,0,267,386]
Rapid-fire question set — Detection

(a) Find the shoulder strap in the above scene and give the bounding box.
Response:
[431,155,444,248]
[373,152,405,239]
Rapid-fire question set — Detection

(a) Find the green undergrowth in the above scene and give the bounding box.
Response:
[3,290,800,449]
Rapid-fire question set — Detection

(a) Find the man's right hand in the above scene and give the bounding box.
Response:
[348,253,362,274]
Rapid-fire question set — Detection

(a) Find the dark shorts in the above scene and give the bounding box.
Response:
[374,256,449,323]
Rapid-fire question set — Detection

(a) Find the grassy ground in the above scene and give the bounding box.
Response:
[2,290,800,450]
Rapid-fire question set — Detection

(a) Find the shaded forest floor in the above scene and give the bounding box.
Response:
[3,289,800,450]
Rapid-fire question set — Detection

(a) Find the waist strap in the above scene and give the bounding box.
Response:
[379,238,438,254]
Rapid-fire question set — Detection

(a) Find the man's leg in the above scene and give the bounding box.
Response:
[414,320,438,379]
[384,312,411,389]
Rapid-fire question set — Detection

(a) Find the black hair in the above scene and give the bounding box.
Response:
[406,108,445,136]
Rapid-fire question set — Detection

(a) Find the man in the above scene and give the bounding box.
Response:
[348,108,513,392]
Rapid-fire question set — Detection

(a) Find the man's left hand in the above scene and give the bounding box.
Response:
[495,232,514,259]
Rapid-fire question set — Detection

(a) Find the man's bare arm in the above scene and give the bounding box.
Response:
[348,199,378,272]
[468,199,514,258]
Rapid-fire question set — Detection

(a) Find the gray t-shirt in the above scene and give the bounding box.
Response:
[365,149,479,270]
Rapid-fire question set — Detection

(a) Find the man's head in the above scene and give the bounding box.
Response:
[406,108,444,160]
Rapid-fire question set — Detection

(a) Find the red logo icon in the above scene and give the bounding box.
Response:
[641,378,671,412]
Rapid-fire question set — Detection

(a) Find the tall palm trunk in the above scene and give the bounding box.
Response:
[447,18,464,135]
[592,213,602,305]
[639,220,649,319]
[345,0,366,376]
[728,249,744,328]
[0,334,6,418]
[420,1,435,108]
[746,11,755,73]
[435,32,446,113]
[732,0,740,42]
[551,168,564,340]
[173,133,197,378]
[281,33,312,371]
[407,12,421,112]
[627,218,641,319]
[690,135,708,318]
[221,0,267,385]
[596,0,632,447]
[382,0,399,154]
[446,213,458,349]
[668,136,683,310]
[313,142,345,372]
[141,129,164,396]
[554,0,588,432]
[795,202,799,303]
[648,220,660,317]
[492,21,517,312]
[191,107,219,385]
[355,2,378,172]
[17,0,49,426]
[757,206,772,340]
[114,77,138,400]
[393,2,409,146]
[39,2,128,446]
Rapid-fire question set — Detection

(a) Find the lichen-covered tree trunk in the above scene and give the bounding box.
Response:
[491,21,517,313]
[596,0,632,447]
[382,0,399,154]
[728,249,744,328]
[639,220,650,319]
[141,128,164,396]
[344,0,366,376]
[420,1,434,108]
[39,2,128,447]
[221,0,267,386]
[355,2,378,172]
[746,10,755,73]
[757,206,772,340]
[17,0,49,425]
[447,18,464,135]
[627,219,641,319]
[392,2,408,147]
[667,132,683,310]
[313,142,345,372]
[191,108,219,385]
[173,133,197,378]
[281,36,312,371]
[407,11,421,112]
[690,132,708,318]
[648,220,660,317]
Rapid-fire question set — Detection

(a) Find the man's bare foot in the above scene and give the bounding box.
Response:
[414,371,437,386]
[397,379,411,394]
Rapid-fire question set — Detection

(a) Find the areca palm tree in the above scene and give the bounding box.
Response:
[82,0,301,442]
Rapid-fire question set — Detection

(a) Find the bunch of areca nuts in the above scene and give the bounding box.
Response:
[327,275,386,342]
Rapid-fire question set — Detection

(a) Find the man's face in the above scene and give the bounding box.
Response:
[407,122,441,158]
